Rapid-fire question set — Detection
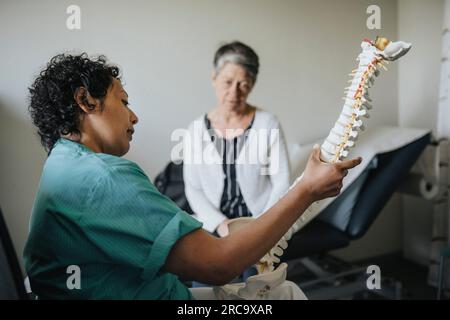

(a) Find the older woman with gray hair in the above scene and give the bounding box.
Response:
[183,42,291,284]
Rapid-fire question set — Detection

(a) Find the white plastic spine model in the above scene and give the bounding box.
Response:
[253,36,412,274]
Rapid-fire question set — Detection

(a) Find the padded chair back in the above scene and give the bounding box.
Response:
[346,133,431,239]
[0,207,28,299]
[154,161,194,215]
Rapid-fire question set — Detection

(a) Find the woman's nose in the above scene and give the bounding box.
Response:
[130,108,139,125]
[229,84,240,97]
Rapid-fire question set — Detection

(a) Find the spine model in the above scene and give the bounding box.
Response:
[256,36,412,274]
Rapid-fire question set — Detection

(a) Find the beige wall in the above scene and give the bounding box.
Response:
[398,0,445,265]
[398,0,444,133]
[1,0,403,269]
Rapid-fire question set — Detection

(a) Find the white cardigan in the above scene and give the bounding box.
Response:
[183,109,291,232]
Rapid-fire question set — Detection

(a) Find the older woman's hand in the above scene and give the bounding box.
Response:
[216,219,230,237]
[302,145,362,202]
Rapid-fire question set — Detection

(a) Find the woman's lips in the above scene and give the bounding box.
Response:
[127,129,134,141]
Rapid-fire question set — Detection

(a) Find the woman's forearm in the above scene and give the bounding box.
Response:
[165,148,360,285]
[219,181,313,278]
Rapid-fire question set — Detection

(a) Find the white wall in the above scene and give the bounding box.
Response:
[398,0,444,133]
[398,0,445,265]
[0,0,401,268]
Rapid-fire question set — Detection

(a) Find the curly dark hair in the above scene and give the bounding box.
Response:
[28,53,120,151]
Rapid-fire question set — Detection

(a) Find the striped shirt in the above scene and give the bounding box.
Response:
[204,114,255,219]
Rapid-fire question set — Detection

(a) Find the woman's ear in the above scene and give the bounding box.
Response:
[211,70,218,89]
[74,87,99,113]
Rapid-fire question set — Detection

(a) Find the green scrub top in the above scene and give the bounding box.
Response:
[23,138,203,299]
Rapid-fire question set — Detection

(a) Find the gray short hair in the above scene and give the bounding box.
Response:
[213,41,259,82]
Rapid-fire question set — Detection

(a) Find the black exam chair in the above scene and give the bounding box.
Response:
[280,133,431,299]
[0,206,28,300]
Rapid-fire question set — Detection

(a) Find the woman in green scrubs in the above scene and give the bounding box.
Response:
[23,53,361,299]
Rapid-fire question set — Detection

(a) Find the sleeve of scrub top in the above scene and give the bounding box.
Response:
[78,161,203,281]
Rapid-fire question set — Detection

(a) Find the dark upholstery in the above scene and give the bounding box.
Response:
[0,207,28,299]
[282,220,349,261]
[347,133,431,239]
[282,133,431,260]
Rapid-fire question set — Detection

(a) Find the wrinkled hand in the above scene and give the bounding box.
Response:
[216,219,230,237]
[302,145,362,202]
